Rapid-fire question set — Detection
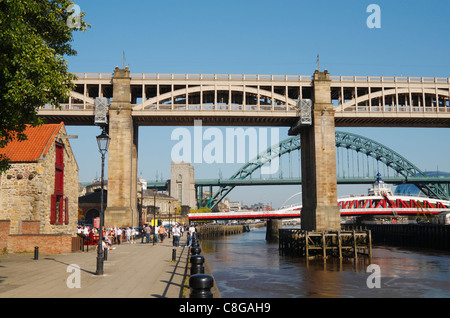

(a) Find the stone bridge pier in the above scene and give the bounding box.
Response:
[297,70,340,232]
[104,67,139,228]
[266,219,282,242]
[266,70,340,239]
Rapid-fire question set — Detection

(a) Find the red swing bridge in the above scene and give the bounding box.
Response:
[188,194,450,221]
[189,175,450,222]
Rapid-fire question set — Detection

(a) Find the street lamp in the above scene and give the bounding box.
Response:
[153,186,157,245]
[96,127,110,276]
[168,200,171,238]
[139,181,145,229]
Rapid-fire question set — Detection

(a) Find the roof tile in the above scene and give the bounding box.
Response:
[0,122,64,162]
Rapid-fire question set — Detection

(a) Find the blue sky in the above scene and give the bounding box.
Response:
[64,0,450,208]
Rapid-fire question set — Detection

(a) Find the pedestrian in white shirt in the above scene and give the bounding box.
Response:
[116,227,122,245]
[126,227,131,243]
[187,224,196,246]
[172,225,181,247]
[155,225,160,243]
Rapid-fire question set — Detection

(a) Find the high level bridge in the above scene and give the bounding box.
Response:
[38,67,450,230]
[40,71,450,127]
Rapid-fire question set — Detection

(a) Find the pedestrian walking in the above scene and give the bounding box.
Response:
[145,224,151,243]
[126,227,131,243]
[155,224,160,243]
[131,227,136,244]
[172,224,181,247]
[159,225,166,243]
[116,227,122,244]
[187,224,196,247]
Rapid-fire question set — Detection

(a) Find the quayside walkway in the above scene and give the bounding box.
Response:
[0,237,189,298]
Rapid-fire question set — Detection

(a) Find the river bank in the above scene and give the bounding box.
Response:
[200,226,450,298]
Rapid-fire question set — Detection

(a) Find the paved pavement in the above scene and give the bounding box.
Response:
[0,236,190,298]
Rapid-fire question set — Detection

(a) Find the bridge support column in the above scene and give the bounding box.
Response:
[266,219,282,242]
[299,70,340,231]
[105,66,138,227]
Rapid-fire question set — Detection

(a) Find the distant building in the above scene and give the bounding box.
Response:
[83,178,108,194]
[142,189,178,224]
[78,188,107,226]
[78,178,179,227]
[0,123,79,254]
[78,179,108,226]
[170,162,196,209]
[250,202,272,211]
[229,201,242,212]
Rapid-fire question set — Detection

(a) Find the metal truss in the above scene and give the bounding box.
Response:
[208,135,301,209]
[208,131,450,209]
[335,131,450,201]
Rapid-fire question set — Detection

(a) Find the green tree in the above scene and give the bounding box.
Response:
[0,0,89,172]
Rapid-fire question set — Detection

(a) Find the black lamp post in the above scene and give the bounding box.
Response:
[153,186,157,245]
[139,181,144,229]
[96,127,110,276]
[168,200,171,238]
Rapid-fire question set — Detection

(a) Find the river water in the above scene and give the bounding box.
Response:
[200,227,450,298]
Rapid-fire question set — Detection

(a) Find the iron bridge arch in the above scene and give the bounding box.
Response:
[207,131,449,209]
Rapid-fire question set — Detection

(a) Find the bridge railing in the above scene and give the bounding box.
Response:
[72,73,316,82]
[330,75,450,83]
[71,73,450,84]
[73,73,114,79]
[129,73,317,82]
[41,102,95,111]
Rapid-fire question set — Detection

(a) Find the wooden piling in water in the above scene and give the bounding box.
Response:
[279,228,372,261]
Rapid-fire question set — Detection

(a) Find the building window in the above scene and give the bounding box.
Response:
[50,142,68,225]
[177,183,182,203]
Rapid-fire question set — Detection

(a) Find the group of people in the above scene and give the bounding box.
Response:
[142,223,168,244]
[77,225,139,249]
[170,223,197,247]
[142,223,197,247]
[78,223,197,250]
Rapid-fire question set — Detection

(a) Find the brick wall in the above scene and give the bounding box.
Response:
[0,220,10,252]
[0,220,73,254]
[8,234,72,254]
[21,220,40,234]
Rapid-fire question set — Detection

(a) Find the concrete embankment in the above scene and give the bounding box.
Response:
[357,224,450,250]
[196,224,245,238]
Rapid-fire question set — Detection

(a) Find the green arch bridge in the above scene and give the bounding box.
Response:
[149,131,450,210]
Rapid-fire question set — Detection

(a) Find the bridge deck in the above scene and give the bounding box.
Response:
[38,73,450,127]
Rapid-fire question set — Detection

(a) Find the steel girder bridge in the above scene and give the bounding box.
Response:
[188,131,450,210]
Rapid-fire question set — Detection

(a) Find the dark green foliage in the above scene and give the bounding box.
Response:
[0,0,89,171]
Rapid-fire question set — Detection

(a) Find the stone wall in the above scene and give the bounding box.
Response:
[40,125,79,236]
[0,162,42,234]
[0,124,79,253]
